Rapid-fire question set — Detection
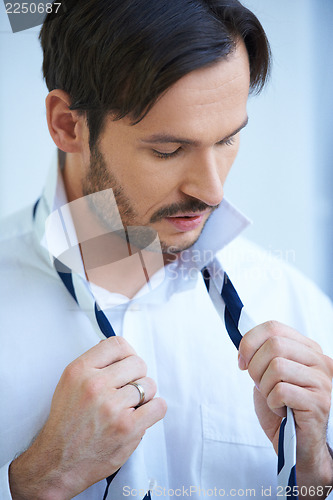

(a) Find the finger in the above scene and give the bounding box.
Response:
[239,320,323,369]
[103,355,147,389]
[253,386,283,446]
[258,357,331,399]
[75,336,136,369]
[247,336,325,386]
[266,382,330,417]
[134,397,167,431]
[116,377,157,408]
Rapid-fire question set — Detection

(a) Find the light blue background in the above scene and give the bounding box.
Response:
[0,0,332,299]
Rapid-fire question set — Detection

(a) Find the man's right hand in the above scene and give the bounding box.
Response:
[9,336,167,500]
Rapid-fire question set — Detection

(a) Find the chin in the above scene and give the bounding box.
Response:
[159,229,203,254]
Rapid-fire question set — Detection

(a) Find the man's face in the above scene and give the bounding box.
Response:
[81,41,250,254]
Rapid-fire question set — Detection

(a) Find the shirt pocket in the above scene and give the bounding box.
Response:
[200,403,277,496]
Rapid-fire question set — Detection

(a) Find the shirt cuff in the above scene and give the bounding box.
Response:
[0,462,13,499]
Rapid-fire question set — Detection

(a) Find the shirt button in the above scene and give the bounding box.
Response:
[149,478,157,490]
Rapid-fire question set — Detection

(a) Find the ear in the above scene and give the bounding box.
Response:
[45,90,88,153]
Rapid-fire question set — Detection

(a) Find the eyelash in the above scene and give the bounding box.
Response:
[152,136,236,160]
[223,137,237,147]
[153,148,181,160]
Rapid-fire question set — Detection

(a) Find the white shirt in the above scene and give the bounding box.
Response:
[1,158,333,499]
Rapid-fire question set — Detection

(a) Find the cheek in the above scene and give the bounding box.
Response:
[121,158,180,209]
[212,139,240,184]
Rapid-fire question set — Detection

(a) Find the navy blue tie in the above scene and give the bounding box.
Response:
[202,267,298,500]
[54,258,150,500]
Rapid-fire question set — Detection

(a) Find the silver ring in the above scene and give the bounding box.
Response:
[127,381,145,407]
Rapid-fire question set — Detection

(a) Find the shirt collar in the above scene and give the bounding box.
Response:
[190,197,251,267]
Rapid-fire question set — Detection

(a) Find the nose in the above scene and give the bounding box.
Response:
[179,150,226,207]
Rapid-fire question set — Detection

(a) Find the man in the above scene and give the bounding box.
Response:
[1,0,333,499]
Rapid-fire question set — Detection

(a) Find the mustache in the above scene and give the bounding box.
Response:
[150,200,219,223]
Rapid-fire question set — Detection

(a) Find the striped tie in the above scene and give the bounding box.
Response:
[54,257,151,500]
[202,267,298,500]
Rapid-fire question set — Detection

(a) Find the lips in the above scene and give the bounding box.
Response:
[164,212,209,232]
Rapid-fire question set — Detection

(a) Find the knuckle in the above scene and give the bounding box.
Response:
[62,359,85,384]
[311,339,323,354]
[147,377,157,396]
[274,381,287,401]
[264,320,282,337]
[113,336,132,354]
[320,396,332,416]
[270,356,286,377]
[101,397,121,421]
[322,396,332,416]
[155,397,168,418]
[82,376,104,399]
[115,415,135,436]
[111,336,137,358]
[325,355,333,376]
[160,398,168,415]
[267,335,284,354]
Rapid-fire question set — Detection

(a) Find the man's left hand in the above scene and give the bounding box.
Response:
[238,320,333,494]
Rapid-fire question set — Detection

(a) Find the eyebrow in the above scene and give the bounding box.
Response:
[140,116,249,146]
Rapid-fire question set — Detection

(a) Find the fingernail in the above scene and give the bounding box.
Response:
[238,353,246,370]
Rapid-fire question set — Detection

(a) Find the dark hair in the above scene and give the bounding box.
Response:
[40,0,271,149]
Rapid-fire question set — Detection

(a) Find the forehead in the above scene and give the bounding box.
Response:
[104,41,250,144]
[143,41,249,131]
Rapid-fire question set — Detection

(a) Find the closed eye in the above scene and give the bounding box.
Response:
[217,136,237,147]
[152,148,182,160]
[152,135,237,160]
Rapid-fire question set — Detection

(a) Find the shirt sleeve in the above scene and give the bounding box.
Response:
[0,462,13,499]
